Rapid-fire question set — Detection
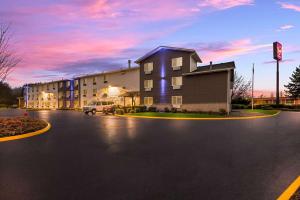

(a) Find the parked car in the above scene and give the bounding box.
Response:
[83,101,115,115]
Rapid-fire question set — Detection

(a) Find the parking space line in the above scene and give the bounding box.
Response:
[277,176,300,200]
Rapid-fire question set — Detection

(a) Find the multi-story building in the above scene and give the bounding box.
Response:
[25,81,59,109]
[24,66,140,109]
[135,46,235,112]
[78,67,140,107]
[24,46,235,112]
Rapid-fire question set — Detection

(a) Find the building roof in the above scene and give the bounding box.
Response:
[183,61,235,76]
[135,46,202,63]
[75,66,139,79]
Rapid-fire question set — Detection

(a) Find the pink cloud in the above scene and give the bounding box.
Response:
[198,0,254,10]
[196,39,272,62]
[279,2,300,12]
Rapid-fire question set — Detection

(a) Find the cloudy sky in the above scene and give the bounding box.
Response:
[1,0,300,95]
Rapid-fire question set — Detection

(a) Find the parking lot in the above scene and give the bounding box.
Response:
[1,109,300,200]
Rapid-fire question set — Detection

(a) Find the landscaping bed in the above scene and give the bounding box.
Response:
[0,117,48,138]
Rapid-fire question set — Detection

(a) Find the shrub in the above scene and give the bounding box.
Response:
[134,108,141,113]
[232,104,248,109]
[171,107,177,113]
[182,109,187,113]
[130,109,135,113]
[115,109,124,115]
[219,108,227,115]
[148,107,157,112]
[164,107,170,112]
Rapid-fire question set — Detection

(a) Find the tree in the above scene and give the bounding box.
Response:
[285,65,300,99]
[231,72,252,104]
[0,23,20,82]
[0,81,13,106]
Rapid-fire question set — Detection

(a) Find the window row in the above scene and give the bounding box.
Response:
[144,96,182,107]
[144,76,182,91]
[144,57,183,74]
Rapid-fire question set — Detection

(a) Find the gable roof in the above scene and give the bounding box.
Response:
[135,46,202,63]
[183,61,235,76]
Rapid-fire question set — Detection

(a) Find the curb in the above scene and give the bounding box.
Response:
[115,111,281,121]
[0,121,51,142]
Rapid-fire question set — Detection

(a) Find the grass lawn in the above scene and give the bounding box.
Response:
[127,112,224,118]
[244,109,279,115]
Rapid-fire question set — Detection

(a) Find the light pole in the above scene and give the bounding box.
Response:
[252,63,254,110]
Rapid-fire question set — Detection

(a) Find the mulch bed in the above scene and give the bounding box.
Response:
[290,187,300,200]
[0,117,48,138]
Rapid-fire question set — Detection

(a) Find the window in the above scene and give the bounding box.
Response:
[171,57,183,70]
[53,83,55,90]
[83,100,87,106]
[93,89,97,97]
[144,80,153,91]
[93,77,97,85]
[83,79,87,86]
[46,84,49,90]
[144,97,153,106]
[172,76,183,89]
[66,81,70,87]
[144,62,153,74]
[172,96,182,108]
[83,90,87,97]
[103,75,108,83]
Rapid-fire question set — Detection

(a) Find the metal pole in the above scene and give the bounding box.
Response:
[276,60,280,105]
[252,63,254,110]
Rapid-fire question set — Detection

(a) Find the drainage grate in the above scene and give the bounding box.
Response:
[290,187,300,200]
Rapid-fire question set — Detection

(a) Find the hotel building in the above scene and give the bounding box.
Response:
[136,46,235,113]
[24,46,235,112]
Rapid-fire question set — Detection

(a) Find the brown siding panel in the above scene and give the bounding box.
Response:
[182,72,228,104]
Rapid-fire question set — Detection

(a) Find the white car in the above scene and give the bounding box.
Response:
[83,101,115,115]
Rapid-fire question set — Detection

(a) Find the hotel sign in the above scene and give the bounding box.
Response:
[273,42,282,61]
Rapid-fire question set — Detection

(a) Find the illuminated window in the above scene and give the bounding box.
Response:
[172,96,182,108]
[171,57,183,70]
[144,97,153,106]
[83,100,87,106]
[172,76,182,89]
[144,80,153,91]
[144,62,153,74]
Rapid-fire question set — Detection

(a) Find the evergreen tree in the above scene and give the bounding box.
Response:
[285,65,300,99]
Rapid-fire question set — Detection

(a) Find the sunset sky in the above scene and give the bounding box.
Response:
[1,0,300,95]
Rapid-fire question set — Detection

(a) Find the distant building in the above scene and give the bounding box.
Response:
[254,97,300,105]
[136,46,235,112]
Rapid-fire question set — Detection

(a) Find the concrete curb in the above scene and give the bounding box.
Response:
[0,121,51,142]
[116,111,281,121]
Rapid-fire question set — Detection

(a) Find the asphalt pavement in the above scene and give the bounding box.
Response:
[0,109,300,200]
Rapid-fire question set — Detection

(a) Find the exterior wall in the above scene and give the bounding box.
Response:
[140,49,195,105]
[139,49,233,112]
[79,68,140,108]
[25,82,59,109]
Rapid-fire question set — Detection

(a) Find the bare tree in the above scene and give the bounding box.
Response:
[231,72,251,100]
[0,23,20,82]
